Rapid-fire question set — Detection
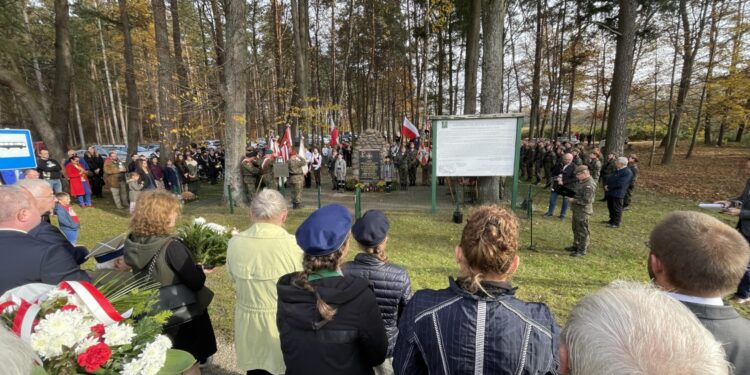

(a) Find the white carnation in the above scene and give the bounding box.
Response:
[193,217,206,225]
[203,222,227,235]
[75,336,100,354]
[45,288,72,303]
[120,335,172,375]
[30,310,91,358]
[104,323,136,346]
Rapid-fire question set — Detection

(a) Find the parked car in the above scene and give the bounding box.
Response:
[204,139,221,149]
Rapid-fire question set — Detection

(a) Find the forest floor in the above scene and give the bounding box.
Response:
[70,142,748,374]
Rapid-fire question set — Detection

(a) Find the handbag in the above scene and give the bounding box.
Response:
[147,239,214,329]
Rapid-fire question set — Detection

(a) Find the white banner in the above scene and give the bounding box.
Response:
[435,117,519,177]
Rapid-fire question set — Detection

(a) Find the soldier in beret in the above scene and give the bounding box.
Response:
[276,204,388,374]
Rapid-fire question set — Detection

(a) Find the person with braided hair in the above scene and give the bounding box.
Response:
[343,210,412,375]
[394,205,560,374]
[276,204,388,375]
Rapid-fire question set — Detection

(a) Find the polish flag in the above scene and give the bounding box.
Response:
[330,118,339,148]
[278,125,295,161]
[401,117,419,139]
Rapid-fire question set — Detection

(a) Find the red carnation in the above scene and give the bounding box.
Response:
[77,342,112,372]
[90,324,105,338]
[61,304,77,311]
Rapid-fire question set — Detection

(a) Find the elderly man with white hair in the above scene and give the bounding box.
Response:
[226,189,304,375]
[0,185,89,294]
[17,179,89,264]
[560,281,729,375]
[602,156,632,228]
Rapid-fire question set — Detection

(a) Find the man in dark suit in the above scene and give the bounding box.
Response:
[603,156,632,228]
[0,185,89,295]
[717,157,750,304]
[648,211,750,374]
[544,153,576,219]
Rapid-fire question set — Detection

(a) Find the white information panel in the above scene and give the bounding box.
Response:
[435,117,518,177]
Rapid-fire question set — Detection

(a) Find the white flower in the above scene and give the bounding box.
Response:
[203,222,227,235]
[75,336,100,354]
[120,335,172,375]
[45,288,72,303]
[104,323,136,346]
[30,309,91,359]
[193,217,206,225]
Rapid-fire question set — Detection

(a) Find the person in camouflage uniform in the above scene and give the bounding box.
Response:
[533,142,545,184]
[525,142,536,182]
[624,154,639,210]
[571,149,583,166]
[567,165,596,257]
[407,142,419,186]
[287,153,307,209]
[255,149,276,190]
[241,151,259,203]
[586,151,602,181]
[543,144,556,188]
[395,148,409,191]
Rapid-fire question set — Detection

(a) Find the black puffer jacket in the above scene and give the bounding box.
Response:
[342,253,412,357]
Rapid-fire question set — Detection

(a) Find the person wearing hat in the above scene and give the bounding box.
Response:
[276,204,388,374]
[227,189,303,375]
[241,150,260,203]
[566,165,596,257]
[624,154,639,210]
[342,210,412,375]
[255,149,276,190]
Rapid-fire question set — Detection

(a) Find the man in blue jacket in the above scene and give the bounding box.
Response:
[603,156,632,228]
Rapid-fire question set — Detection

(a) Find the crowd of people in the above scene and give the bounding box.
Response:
[4,175,750,374]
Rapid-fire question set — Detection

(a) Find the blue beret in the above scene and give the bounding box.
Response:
[296,204,352,256]
[352,210,389,247]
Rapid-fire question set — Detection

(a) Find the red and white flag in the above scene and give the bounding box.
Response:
[401,117,419,139]
[418,142,430,166]
[278,125,295,161]
[330,118,339,147]
[268,133,279,156]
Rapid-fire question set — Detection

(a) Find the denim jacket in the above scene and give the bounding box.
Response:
[393,278,560,375]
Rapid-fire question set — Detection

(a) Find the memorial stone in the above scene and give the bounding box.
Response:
[352,128,389,182]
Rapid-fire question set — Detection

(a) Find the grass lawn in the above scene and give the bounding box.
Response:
[72,180,748,341]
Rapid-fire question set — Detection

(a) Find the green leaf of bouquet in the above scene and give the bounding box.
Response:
[155,349,196,374]
[31,365,48,375]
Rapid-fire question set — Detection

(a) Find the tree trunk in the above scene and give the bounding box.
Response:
[604,0,637,157]
[223,0,248,207]
[119,0,142,156]
[51,0,73,152]
[72,86,85,149]
[0,68,63,157]
[94,0,121,144]
[271,0,285,126]
[290,0,310,134]
[21,0,50,114]
[662,0,709,164]
[463,0,481,115]
[478,0,505,205]
[171,0,191,147]
[151,0,176,164]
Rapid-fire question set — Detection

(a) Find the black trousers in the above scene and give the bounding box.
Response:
[607,196,624,226]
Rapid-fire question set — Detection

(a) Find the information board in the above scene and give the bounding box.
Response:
[0,129,36,171]
[358,149,381,181]
[434,117,519,177]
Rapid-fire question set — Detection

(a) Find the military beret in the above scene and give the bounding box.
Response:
[296,204,352,256]
[575,165,589,174]
[352,210,389,247]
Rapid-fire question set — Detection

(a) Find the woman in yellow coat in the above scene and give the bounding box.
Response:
[227,189,304,375]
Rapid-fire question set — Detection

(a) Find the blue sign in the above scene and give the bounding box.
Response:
[0,129,37,171]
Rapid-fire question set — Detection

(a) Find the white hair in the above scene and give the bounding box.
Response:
[0,186,33,223]
[616,156,629,165]
[15,179,52,196]
[562,281,728,375]
[0,325,38,374]
[250,189,287,221]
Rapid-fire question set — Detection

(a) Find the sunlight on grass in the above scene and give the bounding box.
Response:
[72,183,747,338]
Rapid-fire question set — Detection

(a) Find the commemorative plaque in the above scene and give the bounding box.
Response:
[357,149,381,182]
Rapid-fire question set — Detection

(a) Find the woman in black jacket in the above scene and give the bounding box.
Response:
[277,204,388,375]
[342,210,412,373]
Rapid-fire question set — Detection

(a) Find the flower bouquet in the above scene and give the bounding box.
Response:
[0,281,195,375]
[177,217,233,269]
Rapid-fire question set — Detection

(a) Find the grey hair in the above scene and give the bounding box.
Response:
[616,156,629,165]
[0,186,34,223]
[15,179,52,196]
[250,189,287,221]
[562,281,728,375]
[0,325,38,374]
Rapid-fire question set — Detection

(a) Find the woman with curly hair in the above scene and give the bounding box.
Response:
[123,191,217,372]
[276,204,388,375]
[394,205,560,374]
